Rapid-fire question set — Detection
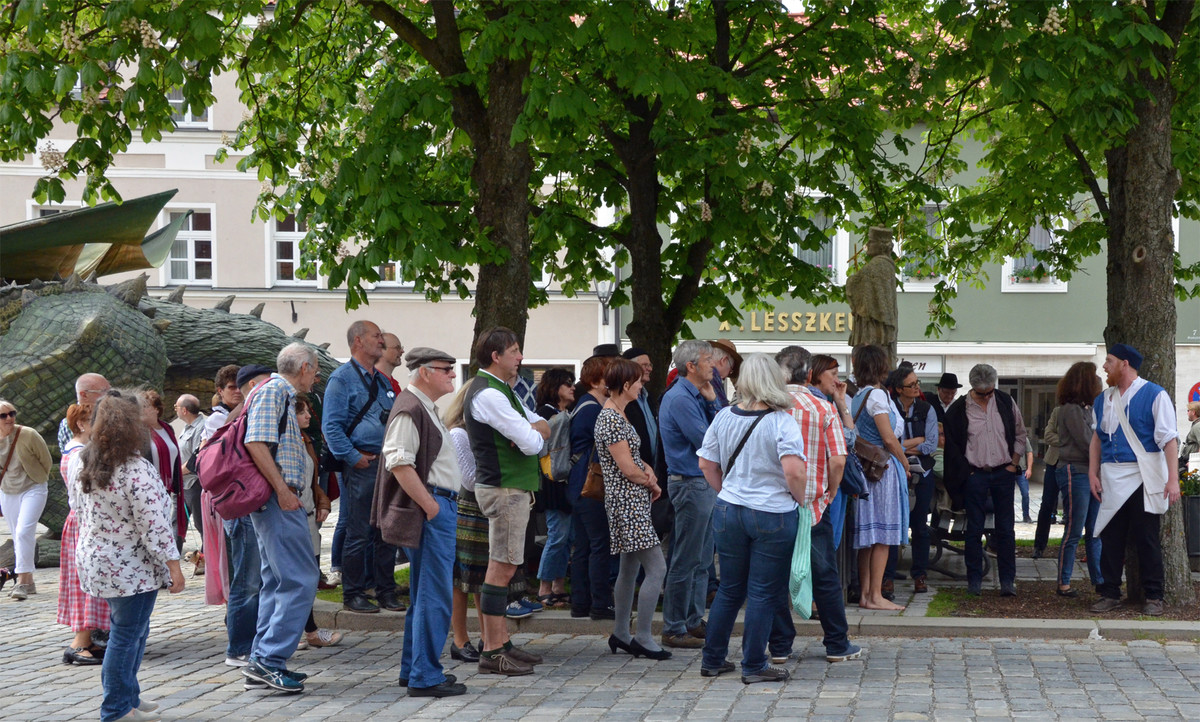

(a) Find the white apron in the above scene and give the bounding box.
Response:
[1094,386,1168,535]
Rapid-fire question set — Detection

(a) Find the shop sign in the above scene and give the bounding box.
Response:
[898,355,944,375]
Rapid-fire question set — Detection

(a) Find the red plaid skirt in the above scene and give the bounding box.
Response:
[57,510,111,631]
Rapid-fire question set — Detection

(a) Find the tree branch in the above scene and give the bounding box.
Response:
[1030,98,1109,220]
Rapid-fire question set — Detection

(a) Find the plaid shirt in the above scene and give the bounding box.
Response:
[786,384,848,524]
[244,374,306,492]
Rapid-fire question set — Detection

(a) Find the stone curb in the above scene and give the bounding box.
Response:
[315,600,1200,641]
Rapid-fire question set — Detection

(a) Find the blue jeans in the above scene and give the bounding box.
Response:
[330,473,346,571]
[341,459,396,598]
[1056,463,1103,587]
[909,471,935,579]
[964,468,1017,587]
[770,511,851,657]
[223,516,261,657]
[251,492,321,669]
[704,500,798,675]
[1016,471,1031,519]
[400,496,456,689]
[569,497,613,612]
[663,475,716,636]
[538,508,571,582]
[101,590,157,722]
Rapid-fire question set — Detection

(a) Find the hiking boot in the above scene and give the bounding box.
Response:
[913,576,928,594]
[742,665,790,685]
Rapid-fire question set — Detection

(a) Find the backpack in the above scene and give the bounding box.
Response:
[543,396,599,483]
[196,383,288,519]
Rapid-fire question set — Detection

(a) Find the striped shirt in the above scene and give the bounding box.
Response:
[786,384,848,524]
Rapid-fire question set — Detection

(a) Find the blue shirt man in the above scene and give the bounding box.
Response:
[321,320,402,613]
[658,340,721,648]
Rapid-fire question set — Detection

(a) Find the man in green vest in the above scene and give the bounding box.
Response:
[463,327,551,675]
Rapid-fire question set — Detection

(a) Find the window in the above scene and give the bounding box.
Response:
[167,210,213,284]
[39,208,61,217]
[167,87,210,128]
[1001,218,1068,293]
[899,204,947,291]
[273,214,316,285]
[793,205,849,284]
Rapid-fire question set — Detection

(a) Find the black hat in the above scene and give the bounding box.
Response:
[1108,343,1143,370]
[592,343,622,358]
[236,364,273,388]
[936,372,962,389]
[622,347,649,360]
[404,347,457,371]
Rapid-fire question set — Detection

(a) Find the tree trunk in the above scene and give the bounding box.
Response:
[1102,36,1195,605]
[464,60,535,356]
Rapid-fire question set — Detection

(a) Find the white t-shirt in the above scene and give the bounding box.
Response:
[698,406,806,514]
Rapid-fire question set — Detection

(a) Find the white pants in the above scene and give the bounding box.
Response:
[2,484,48,573]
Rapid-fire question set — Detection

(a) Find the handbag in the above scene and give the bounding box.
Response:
[0,426,20,516]
[581,452,605,501]
[789,506,814,618]
[851,389,891,483]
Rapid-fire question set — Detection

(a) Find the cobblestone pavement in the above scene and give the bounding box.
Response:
[6,560,1200,721]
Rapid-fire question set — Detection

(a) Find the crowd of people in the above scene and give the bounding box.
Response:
[1,324,1186,717]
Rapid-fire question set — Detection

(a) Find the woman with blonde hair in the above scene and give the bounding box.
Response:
[0,398,53,601]
[71,391,184,721]
[697,354,807,684]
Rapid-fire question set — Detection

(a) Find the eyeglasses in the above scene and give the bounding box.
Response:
[425,365,455,375]
[0,411,15,419]
[902,382,922,389]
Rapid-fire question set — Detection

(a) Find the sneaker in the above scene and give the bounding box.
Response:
[742,665,790,685]
[966,582,982,596]
[700,661,736,678]
[1000,583,1017,598]
[117,709,160,721]
[9,583,30,600]
[296,637,309,651]
[478,650,534,676]
[1090,597,1124,613]
[662,633,704,649]
[307,629,344,647]
[769,651,793,665]
[136,700,159,713]
[505,601,533,619]
[224,654,249,668]
[243,668,306,690]
[1142,599,1165,617]
[242,658,304,693]
[826,644,863,663]
[519,597,544,614]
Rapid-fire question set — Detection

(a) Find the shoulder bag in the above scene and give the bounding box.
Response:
[851,389,891,483]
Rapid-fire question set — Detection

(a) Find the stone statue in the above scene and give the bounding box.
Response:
[845,226,898,363]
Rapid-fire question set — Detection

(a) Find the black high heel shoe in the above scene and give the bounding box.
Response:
[607,635,634,655]
[628,639,672,661]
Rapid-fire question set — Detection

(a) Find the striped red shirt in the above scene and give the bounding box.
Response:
[786,385,848,524]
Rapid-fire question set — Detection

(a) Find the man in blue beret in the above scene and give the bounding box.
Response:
[1088,344,1181,617]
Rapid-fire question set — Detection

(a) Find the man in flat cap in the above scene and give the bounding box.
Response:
[1089,344,1181,616]
[378,347,466,696]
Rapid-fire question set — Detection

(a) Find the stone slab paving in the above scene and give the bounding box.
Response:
[5,560,1200,721]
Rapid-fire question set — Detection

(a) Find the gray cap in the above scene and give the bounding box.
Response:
[405,347,456,371]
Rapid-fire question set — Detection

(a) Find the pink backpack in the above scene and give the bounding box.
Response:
[197,383,288,519]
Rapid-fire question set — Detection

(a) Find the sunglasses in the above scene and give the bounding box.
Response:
[425,365,455,375]
[0,411,15,420]
[973,388,996,398]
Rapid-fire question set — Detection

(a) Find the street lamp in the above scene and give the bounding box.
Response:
[594,274,615,325]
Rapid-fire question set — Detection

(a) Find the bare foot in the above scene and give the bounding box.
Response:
[861,596,905,611]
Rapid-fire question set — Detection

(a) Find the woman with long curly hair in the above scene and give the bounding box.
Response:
[70,391,184,722]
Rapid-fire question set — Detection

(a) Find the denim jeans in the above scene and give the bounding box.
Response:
[909,471,936,579]
[1034,463,1060,550]
[662,475,716,636]
[770,511,851,657]
[1056,463,1103,587]
[100,590,157,722]
[703,500,798,675]
[330,473,346,571]
[570,497,613,612]
[400,496,456,688]
[964,468,1017,587]
[223,516,262,657]
[250,492,321,669]
[1016,471,1031,519]
[537,508,571,582]
[341,459,396,598]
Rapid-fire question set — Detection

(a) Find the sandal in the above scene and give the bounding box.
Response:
[538,593,568,609]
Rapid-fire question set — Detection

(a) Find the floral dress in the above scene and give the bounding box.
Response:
[595,408,657,554]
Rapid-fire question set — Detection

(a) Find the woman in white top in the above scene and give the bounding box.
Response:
[71,391,184,722]
[0,398,52,601]
[697,354,807,685]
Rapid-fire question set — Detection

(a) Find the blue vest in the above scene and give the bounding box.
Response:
[1094,381,1165,463]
